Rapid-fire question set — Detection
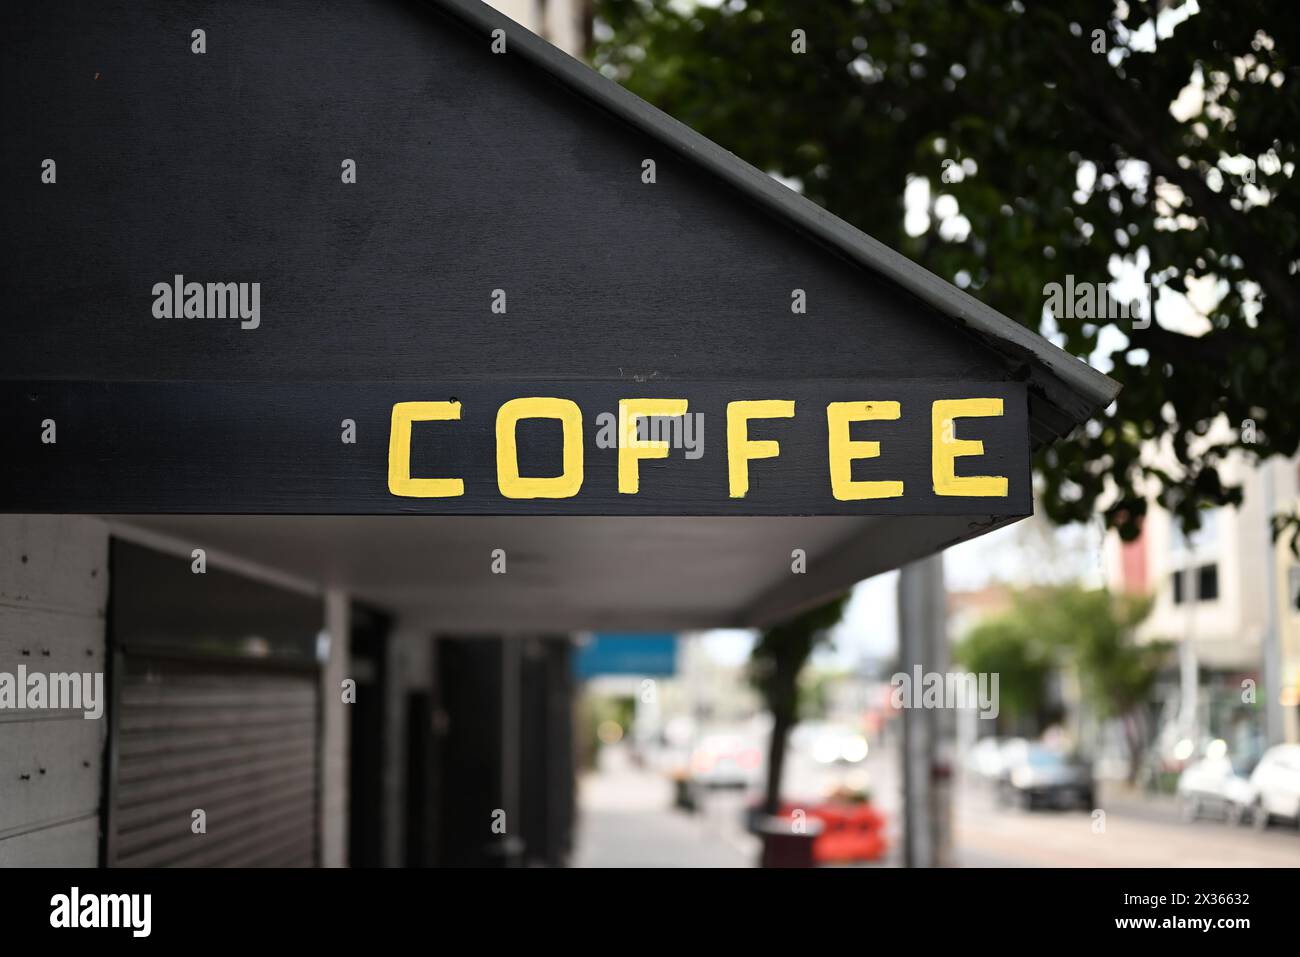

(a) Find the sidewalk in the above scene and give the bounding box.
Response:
[572,748,758,868]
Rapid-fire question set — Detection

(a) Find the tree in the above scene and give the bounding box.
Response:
[954,611,1055,736]
[955,585,1167,778]
[594,0,1300,547]
[748,595,849,816]
[1065,589,1169,781]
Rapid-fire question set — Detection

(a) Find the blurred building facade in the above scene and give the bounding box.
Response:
[1270,460,1300,743]
[1105,448,1300,760]
[487,0,591,56]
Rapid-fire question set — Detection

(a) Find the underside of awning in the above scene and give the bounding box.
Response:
[113,513,1018,631]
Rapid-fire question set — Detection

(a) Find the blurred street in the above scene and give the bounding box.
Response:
[575,738,1300,868]
[955,782,1300,868]
[574,737,902,868]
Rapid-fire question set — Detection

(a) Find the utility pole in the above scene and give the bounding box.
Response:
[898,553,952,867]
[1180,559,1199,744]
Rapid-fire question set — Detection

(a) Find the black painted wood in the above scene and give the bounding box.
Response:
[0,379,1030,515]
[0,0,1006,386]
[0,1,1055,521]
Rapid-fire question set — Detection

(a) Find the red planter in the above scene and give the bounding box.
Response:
[775,801,888,865]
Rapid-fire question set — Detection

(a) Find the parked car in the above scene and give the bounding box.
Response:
[1249,743,1300,829]
[998,741,1094,810]
[1175,740,1256,824]
[688,732,764,790]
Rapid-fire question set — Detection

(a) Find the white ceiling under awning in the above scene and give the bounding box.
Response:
[112,514,1016,633]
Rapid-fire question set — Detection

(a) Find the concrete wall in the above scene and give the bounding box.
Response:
[0,516,108,866]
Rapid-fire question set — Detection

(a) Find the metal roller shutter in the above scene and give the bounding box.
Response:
[106,656,320,867]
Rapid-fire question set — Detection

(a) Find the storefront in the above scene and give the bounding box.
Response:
[102,540,324,867]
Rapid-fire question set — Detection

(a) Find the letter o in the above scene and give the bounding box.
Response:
[496,398,584,499]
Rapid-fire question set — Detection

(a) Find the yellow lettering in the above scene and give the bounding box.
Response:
[388,401,465,497]
[496,397,584,499]
[932,398,1008,496]
[618,398,688,494]
[826,401,903,500]
[727,400,794,498]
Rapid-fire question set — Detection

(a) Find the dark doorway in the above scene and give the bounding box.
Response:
[405,690,439,867]
[348,604,390,867]
[433,637,506,867]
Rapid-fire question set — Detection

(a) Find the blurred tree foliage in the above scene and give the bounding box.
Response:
[953,609,1056,734]
[593,0,1299,546]
[955,585,1167,776]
